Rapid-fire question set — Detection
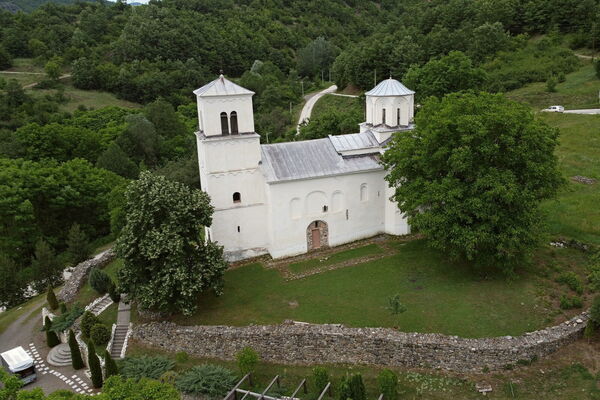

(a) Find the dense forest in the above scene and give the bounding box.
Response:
[0,0,599,307]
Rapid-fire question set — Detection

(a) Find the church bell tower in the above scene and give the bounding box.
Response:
[194,74,268,261]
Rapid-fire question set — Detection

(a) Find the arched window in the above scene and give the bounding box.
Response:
[230,111,239,134]
[382,108,386,125]
[360,183,368,202]
[233,192,241,203]
[397,108,401,126]
[220,112,229,135]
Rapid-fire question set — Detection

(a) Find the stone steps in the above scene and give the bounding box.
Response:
[47,343,72,367]
[110,325,129,358]
[89,296,113,316]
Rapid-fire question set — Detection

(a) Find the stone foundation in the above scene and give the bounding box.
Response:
[132,312,588,372]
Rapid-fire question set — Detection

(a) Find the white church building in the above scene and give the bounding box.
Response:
[194,75,414,261]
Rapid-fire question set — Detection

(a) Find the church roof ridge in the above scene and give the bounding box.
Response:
[365,78,414,97]
[193,75,254,97]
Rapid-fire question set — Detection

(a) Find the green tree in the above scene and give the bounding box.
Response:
[377,369,398,400]
[104,350,119,379]
[116,115,161,167]
[0,45,12,69]
[96,143,139,179]
[144,99,187,139]
[5,79,28,108]
[236,347,259,376]
[45,316,60,348]
[116,172,227,315]
[297,37,340,78]
[68,329,85,370]
[45,60,62,82]
[0,254,25,308]
[46,286,59,310]
[383,92,562,270]
[87,341,103,388]
[66,223,91,265]
[30,240,62,293]
[89,268,112,295]
[403,51,487,102]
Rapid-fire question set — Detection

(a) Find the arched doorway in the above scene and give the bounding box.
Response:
[307,220,328,251]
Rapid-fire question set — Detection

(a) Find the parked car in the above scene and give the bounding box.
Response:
[541,105,564,113]
[0,346,37,385]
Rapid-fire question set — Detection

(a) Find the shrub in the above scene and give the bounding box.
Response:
[176,364,238,398]
[81,311,102,338]
[584,321,596,340]
[45,316,60,348]
[119,356,175,380]
[68,329,84,370]
[59,302,67,314]
[236,347,259,375]
[378,369,398,400]
[591,296,600,325]
[313,366,329,393]
[51,304,84,333]
[386,294,407,315]
[546,76,557,92]
[108,282,121,303]
[175,351,189,364]
[104,349,119,379]
[556,272,584,294]
[560,295,583,309]
[89,268,112,295]
[348,373,366,400]
[46,286,59,310]
[88,341,103,388]
[90,324,111,346]
[160,370,178,385]
[338,376,352,400]
[588,266,600,292]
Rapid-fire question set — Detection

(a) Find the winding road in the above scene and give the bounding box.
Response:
[296,84,338,135]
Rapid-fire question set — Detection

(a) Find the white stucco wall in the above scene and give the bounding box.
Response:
[366,95,414,126]
[197,95,255,136]
[265,170,389,259]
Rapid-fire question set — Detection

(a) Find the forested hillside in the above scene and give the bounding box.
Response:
[1,0,599,308]
[0,0,93,13]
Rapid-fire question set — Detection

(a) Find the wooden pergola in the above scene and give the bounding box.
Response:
[223,374,333,400]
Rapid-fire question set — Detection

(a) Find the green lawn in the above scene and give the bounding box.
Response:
[34,83,141,112]
[173,240,550,338]
[287,243,384,274]
[311,93,363,120]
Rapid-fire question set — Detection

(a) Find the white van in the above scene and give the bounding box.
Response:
[0,346,37,385]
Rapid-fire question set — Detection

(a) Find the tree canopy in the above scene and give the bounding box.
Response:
[116,172,228,315]
[383,92,563,270]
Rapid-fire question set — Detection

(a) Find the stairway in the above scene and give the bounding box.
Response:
[87,295,113,316]
[109,300,131,359]
[47,343,72,367]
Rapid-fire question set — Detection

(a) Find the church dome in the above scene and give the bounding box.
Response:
[365,78,414,97]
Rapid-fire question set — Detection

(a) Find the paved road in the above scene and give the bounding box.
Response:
[564,109,600,115]
[296,84,337,135]
[0,298,76,394]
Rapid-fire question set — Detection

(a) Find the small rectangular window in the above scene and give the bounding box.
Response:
[237,226,240,233]
[323,205,328,212]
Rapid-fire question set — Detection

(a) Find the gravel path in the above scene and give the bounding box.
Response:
[296,84,337,135]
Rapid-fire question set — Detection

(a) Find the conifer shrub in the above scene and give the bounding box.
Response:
[89,268,112,295]
[104,349,119,379]
[46,286,59,310]
[338,376,352,400]
[67,223,91,265]
[50,304,84,333]
[175,364,238,398]
[81,311,102,338]
[90,324,111,346]
[59,302,67,314]
[108,282,121,303]
[68,329,84,370]
[312,366,329,393]
[45,316,60,348]
[378,369,398,400]
[236,347,259,376]
[348,373,366,400]
[119,356,175,380]
[87,341,103,388]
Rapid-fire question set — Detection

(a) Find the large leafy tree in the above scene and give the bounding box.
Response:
[383,92,562,270]
[116,172,227,315]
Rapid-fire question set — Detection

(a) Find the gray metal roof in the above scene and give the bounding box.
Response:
[193,75,254,97]
[365,78,414,97]
[260,137,382,183]
[329,131,380,152]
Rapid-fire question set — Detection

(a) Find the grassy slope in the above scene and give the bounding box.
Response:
[310,93,364,120]
[288,243,384,274]
[72,258,123,306]
[173,240,548,338]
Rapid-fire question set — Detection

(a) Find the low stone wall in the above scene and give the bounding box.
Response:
[132,312,588,372]
[58,248,116,303]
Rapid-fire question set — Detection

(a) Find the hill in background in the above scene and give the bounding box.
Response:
[0,0,96,12]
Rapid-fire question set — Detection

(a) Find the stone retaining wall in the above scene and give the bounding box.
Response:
[58,248,116,303]
[132,312,588,372]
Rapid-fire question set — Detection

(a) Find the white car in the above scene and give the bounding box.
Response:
[541,105,564,113]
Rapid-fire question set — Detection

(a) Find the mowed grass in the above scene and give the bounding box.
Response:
[34,82,141,112]
[288,243,384,274]
[173,240,545,338]
[540,113,600,244]
[507,62,600,110]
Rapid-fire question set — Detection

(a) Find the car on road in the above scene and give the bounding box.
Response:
[541,105,564,113]
[1,346,37,385]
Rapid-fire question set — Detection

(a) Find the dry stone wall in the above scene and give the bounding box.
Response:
[58,248,116,303]
[133,312,588,372]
